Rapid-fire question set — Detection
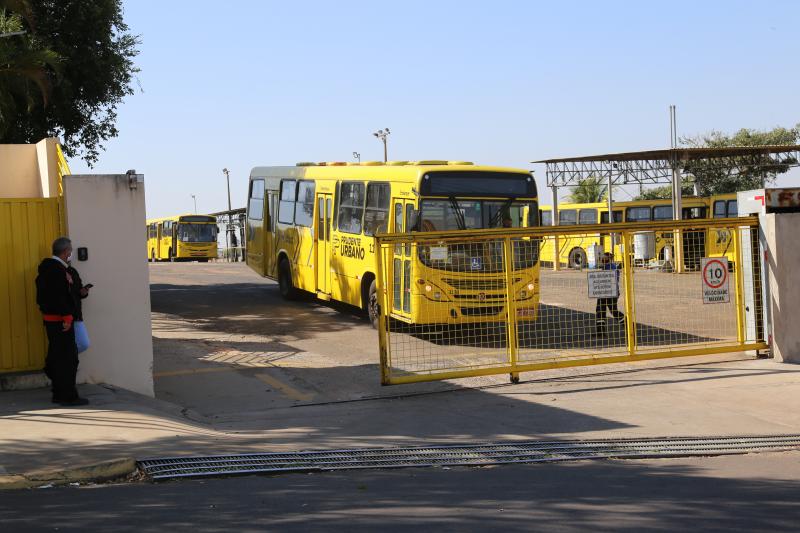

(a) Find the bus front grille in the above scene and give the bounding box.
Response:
[443,278,520,291]
[460,306,504,317]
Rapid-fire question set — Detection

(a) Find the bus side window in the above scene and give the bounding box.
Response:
[394,203,403,232]
[364,183,390,236]
[248,179,265,221]
[278,180,296,224]
[727,200,737,217]
[653,206,672,220]
[540,210,552,226]
[626,207,651,222]
[337,181,365,234]
[683,207,706,219]
[294,181,315,227]
[713,200,726,218]
[578,208,597,225]
[600,210,623,223]
[559,209,577,225]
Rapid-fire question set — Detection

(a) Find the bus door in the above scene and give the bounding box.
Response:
[391,199,414,319]
[315,193,333,295]
[157,223,165,260]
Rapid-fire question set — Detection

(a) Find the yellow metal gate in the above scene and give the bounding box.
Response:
[375,217,767,385]
[0,197,64,373]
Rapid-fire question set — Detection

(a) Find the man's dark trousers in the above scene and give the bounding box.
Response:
[44,322,79,401]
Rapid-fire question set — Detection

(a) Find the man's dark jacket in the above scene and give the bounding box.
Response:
[35,258,77,321]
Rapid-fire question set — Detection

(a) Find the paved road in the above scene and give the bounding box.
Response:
[4,453,800,532]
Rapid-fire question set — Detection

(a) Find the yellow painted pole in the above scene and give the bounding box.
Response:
[732,227,746,344]
[375,238,391,385]
[622,232,637,357]
[553,234,560,271]
[503,237,520,382]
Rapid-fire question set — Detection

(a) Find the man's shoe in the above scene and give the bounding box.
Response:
[58,397,89,407]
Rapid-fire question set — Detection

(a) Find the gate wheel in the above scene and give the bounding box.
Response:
[568,248,587,269]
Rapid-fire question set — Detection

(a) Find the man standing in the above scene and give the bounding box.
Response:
[595,252,625,336]
[35,237,89,406]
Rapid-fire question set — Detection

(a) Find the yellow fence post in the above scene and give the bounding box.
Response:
[502,237,520,383]
[553,234,560,271]
[732,226,746,344]
[375,238,391,385]
[622,232,637,358]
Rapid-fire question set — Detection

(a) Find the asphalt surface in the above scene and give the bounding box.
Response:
[4,452,800,532]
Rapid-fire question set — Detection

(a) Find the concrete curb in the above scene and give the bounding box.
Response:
[0,457,137,490]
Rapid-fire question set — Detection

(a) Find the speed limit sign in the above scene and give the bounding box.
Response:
[701,257,730,304]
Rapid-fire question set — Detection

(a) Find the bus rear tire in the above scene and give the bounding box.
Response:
[568,248,587,269]
[367,280,379,329]
[278,257,298,300]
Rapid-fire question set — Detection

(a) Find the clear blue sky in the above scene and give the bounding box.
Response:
[70,0,800,218]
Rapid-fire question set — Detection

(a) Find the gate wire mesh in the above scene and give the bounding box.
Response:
[375,217,766,385]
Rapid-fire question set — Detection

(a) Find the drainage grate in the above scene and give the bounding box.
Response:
[138,435,800,480]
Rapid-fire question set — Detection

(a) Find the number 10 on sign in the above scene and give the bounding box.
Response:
[701,257,730,304]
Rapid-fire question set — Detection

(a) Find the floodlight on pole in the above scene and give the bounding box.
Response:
[373,128,391,162]
[353,152,361,163]
[191,194,197,214]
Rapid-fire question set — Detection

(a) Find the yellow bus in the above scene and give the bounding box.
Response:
[245,161,540,326]
[539,194,738,269]
[146,214,218,262]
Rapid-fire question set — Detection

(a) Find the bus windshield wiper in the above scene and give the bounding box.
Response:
[449,197,467,230]
[488,198,515,228]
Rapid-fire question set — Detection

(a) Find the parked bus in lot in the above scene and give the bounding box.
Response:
[538,194,738,269]
[146,214,218,262]
[245,161,540,326]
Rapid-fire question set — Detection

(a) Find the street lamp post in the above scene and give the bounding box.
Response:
[373,128,391,162]
[191,194,197,214]
[222,168,234,261]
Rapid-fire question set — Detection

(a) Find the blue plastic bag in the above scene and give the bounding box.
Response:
[74,321,90,353]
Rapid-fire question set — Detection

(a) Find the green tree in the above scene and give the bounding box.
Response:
[0,5,60,137]
[681,124,800,195]
[0,0,139,165]
[568,176,608,203]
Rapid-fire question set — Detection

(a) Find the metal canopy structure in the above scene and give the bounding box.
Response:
[532,143,800,273]
[210,207,246,261]
[534,145,800,189]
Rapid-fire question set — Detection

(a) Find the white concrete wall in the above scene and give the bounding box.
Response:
[765,213,800,363]
[63,174,154,396]
[0,138,60,198]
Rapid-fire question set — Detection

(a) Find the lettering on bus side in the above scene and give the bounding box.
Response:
[339,235,366,260]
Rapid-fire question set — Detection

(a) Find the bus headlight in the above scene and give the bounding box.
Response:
[425,285,432,292]
[527,283,535,291]
[433,291,441,299]
[520,290,527,298]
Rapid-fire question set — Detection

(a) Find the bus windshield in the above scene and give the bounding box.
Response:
[178,223,217,242]
[418,199,536,231]
[417,199,539,272]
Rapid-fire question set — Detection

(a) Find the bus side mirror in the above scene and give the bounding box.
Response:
[408,209,420,232]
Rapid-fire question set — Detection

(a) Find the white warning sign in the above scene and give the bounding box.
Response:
[701,257,730,304]
[587,270,619,299]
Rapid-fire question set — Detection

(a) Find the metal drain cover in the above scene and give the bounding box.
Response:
[138,435,800,480]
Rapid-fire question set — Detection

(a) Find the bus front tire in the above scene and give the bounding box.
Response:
[278,258,298,300]
[568,248,587,269]
[367,280,379,329]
